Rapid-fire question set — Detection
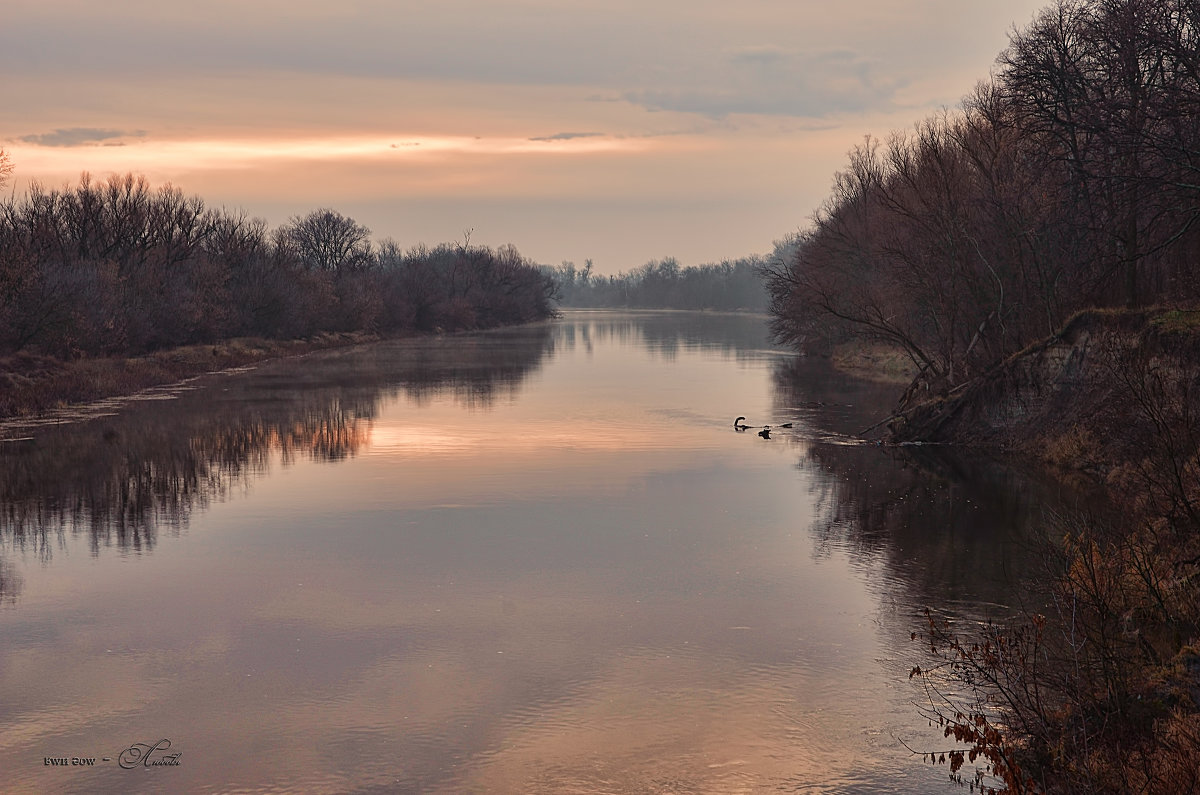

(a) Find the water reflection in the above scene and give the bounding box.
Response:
[0,313,772,582]
[554,309,778,361]
[0,312,1074,793]
[0,325,556,594]
[771,356,1075,616]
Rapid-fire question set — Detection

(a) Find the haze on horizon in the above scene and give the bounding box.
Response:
[2,0,1050,273]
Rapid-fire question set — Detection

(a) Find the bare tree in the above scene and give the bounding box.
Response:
[281,209,373,275]
[0,149,11,191]
[1000,0,1183,307]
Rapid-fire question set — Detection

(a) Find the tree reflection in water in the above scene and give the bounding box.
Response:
[0,324,556,599]
[551,310,777,362]
[770,356,1088,617]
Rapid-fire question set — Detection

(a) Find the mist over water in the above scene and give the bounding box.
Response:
[0,311,1074,793]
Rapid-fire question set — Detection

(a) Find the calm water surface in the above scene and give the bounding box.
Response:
[0,311,1066,793]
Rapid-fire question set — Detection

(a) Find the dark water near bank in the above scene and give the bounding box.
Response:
[0,311,1068,793]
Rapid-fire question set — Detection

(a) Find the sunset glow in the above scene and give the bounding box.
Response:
[2,1,1051,268]
[9,133,654,175]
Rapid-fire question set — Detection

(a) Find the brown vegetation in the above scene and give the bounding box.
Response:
[898,308,1200,791]
[765,0,1200,396]
[763,0,1200,790]
[0,169,558,418]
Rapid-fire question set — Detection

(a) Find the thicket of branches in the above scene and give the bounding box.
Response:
[765,0,1200,395]
[910,335,1200,792]
[762,1,1200,791]
[0,171,557,359]
[551,255,767,311]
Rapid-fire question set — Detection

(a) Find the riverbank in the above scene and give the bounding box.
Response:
[0,332,380,420]
[890,307,1200,477]
[896,306,1200,792]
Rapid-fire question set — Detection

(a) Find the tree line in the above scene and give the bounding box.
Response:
[550,255,768,311]
[765,0,1200,395]
[0,169,557,359]
[761,1,1200,790]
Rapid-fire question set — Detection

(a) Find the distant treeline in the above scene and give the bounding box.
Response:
[0,171,557,359]
[549,256,768,311]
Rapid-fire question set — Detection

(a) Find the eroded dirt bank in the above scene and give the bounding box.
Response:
[891,308,1200,480]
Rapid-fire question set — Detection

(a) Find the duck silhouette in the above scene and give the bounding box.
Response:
[735,417,793,434]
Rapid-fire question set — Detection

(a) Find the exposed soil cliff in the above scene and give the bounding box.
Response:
[891,308,1200,480]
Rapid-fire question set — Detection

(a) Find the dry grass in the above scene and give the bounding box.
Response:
[831,340,918,384]
[0,332,379,419]
[1150,308,1200,334]
[1040,424,1106,472]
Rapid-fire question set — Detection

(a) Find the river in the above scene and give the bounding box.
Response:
[0,310,1067,793]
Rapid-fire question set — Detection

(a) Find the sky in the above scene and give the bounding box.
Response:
[1,0,1051,274]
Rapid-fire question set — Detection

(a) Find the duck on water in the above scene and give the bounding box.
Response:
[733,417,793,436]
